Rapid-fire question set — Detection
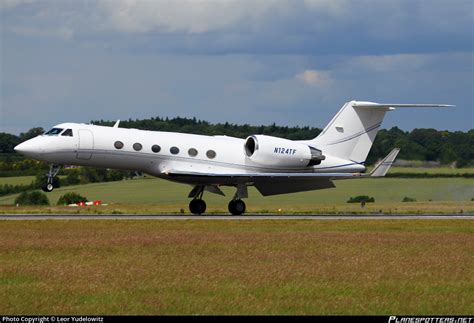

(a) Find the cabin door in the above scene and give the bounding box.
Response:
[76,129,94,160]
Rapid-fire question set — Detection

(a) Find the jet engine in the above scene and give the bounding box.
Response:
[244,135,325,168]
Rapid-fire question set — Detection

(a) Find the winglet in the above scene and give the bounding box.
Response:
[370,148,400,177]
[113,120,120,128]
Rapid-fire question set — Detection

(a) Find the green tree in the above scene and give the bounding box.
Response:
[19,127,44,141]
[57,192,87,205]
[14,191,49,205]
[107,169,126,181]
[65,170,81,185]
[0,133,21,153]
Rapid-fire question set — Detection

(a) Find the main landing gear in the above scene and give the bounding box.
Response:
[189,199,207,215]
[188,185,207,215]
[228,199,246,215]
[188,184,248,215]
[41,164,61,192]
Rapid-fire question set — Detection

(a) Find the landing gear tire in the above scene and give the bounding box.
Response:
[189,199,206,215]
[228,199,246,215]
[42,183,54,192]
[42,164,61,193]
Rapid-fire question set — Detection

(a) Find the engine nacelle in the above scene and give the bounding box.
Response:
[244,135,325,168]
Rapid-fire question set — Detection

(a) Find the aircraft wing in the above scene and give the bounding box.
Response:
[163,170,359,196]
[163,148,399,196]
[164,169,360,180]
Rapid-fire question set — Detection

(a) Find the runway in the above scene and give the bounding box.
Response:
[0,214,472,220]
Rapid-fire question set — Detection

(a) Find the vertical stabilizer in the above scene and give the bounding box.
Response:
[310,101,452,163]
[311,101,386,163]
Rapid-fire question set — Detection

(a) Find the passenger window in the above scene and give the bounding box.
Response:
[188,148,198,157]
[114,141,124,149]
[133,143,143,151]
[61,129,73,137]
[45,128,64,136]
[170,147,179,155]
[206,150,216,159]
[151,145,161,153]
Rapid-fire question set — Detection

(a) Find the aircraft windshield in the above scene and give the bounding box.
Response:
[44,128,64,136]
[61,129,73,137]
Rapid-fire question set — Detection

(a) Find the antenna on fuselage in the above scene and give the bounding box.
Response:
[113,120,120,128]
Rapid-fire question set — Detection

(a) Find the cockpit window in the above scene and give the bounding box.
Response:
[61,129,73,137]
[44,128,64,136]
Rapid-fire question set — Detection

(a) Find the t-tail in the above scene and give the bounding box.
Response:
[310,100,453,164]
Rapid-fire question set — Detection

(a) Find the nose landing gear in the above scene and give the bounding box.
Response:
[41,165,61,192]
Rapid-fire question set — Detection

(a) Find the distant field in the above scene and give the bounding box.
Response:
[387,167,474,174]
[0,176,472,214]
[0,219,471,315]
[0,176,36,186]
[0,175,67,186]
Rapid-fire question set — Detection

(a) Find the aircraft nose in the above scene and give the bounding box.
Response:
[14,140,41,157]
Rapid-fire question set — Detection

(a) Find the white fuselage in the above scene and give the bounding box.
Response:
[15,122,365,185]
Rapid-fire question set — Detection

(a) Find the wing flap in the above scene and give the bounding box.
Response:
[255,179,335,196]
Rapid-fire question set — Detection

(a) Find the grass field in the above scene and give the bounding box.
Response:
[0,219,472,315]
[1,176,473,214]
[0,176,36,186]
[388,167,474,174]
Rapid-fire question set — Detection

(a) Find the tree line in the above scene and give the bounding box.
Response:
[1,116,472,167]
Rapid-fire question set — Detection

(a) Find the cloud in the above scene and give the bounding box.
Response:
[96,0,281,33]
[1,1,472,133]
[9,26,74,40]
[0,0,35,11]
[295,70,332,87]
[1,0,472,55]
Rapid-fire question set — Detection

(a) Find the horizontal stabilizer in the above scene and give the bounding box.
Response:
[370,148,400,177]
[353,102,454,110]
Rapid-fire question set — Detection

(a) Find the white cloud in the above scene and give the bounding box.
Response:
[0,0,35,11]
[96,0,282,33]
[9,26,74,40]
[303,0,349,15]
[295,70,332,87]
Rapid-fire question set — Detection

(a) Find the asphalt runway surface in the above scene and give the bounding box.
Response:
[0,214,472,220]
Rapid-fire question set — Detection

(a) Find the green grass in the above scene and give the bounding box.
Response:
[1,176,472,205]
[0,176,472,214]
[0,176,36,186]
[0,220,472,315]
[0,175,68,186]
[387,167,474,175]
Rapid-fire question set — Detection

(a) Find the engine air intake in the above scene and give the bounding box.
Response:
[244,136,257,157]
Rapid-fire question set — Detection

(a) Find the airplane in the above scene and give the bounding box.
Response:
[14,100,452,215]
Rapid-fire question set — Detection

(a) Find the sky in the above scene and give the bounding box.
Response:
[1,0,473,135]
